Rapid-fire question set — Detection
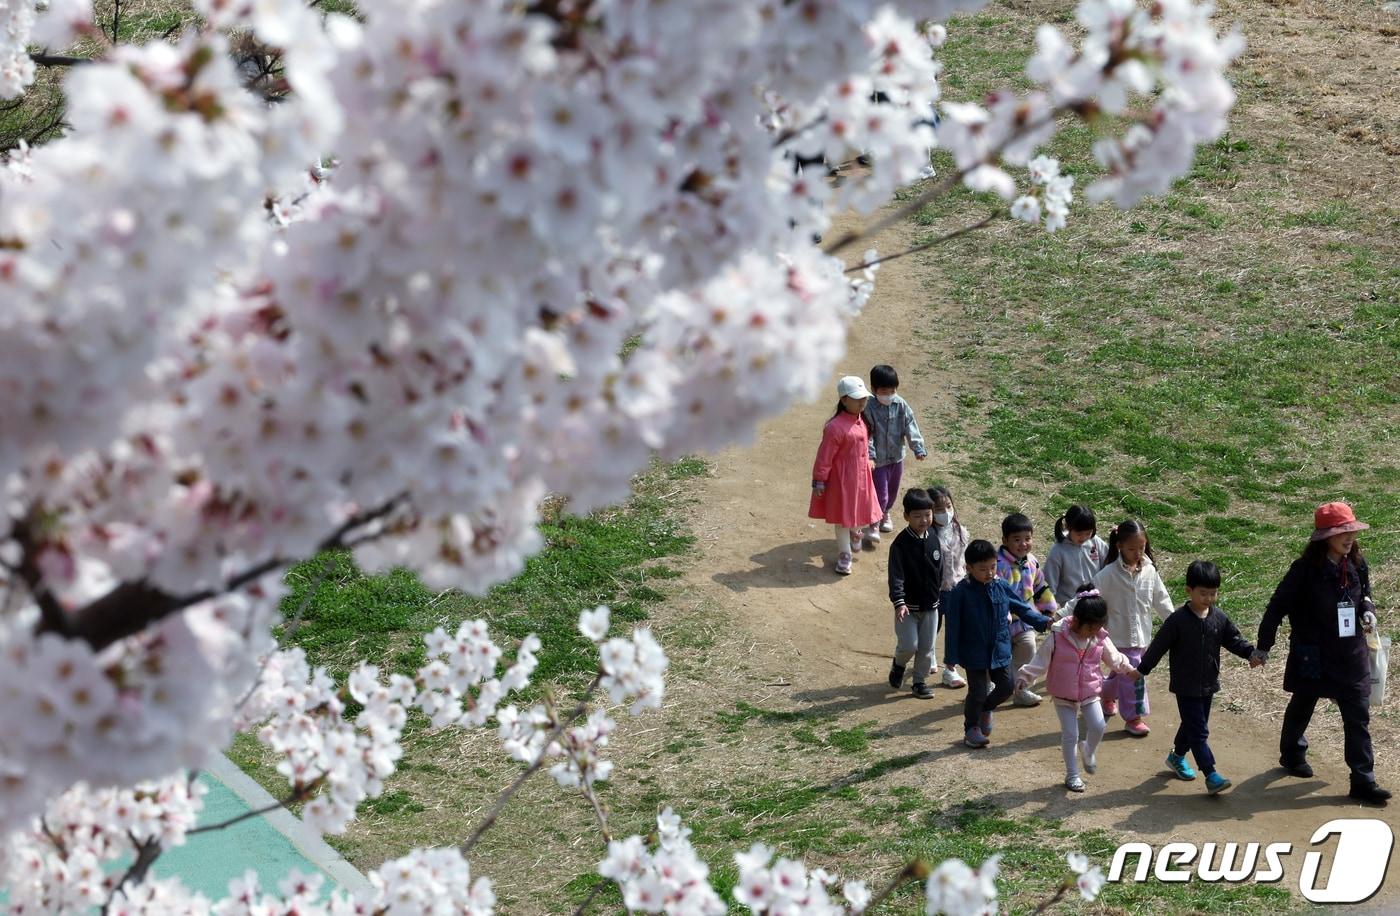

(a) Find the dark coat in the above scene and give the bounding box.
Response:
[1257,555,1372,698]
[943,577,1051,671]
[887,528,944,613]
[1138,604,1255,697]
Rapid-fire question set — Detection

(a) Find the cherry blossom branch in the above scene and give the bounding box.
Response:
[772,113,828,150]
[864,860,928,913]
[822,109,1065,257]
[10,517,67,635]
[570,878,611,916]
[231,555,338,715]
[30,53,90,66]
[460,674,601,856]
[1031,881,1071,914]
[45,492,408,652]
[843,210,1001,274]
[186,777,325,835]
[102,834,162,914]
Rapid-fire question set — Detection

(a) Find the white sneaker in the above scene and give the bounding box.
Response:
[879,514,895,533]
[862,525,881,545]
[850,534,863,554]
[1079,740,1097,774]
[1065,774,1085,793]
[1012,688,1042,707]
[941,668,966,689]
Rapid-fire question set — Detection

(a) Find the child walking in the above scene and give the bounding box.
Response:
[1136,561,1262,794]
[944,540,1053,748]
[930,486,969,688]
[810,376,883,576]
[1043,505,1109,605]
[1016,589,1141,792]
[997,514,1060,707]
[887,489,944,699]
[862,365,927,541]
[1091,520,1175,736]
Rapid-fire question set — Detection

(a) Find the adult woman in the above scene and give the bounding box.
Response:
[1256,502,1389,805]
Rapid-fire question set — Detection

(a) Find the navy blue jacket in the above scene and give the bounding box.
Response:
[943,576,1052,671]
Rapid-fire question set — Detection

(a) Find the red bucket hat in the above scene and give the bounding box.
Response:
[1311,502,1370,541]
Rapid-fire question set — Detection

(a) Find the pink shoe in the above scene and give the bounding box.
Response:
[1102,698,1118,719]
[1124,717,1150,737]
[835,552,853,575]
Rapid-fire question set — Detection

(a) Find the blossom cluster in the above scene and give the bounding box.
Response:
[2,775,205,912]
[497,607,667,789]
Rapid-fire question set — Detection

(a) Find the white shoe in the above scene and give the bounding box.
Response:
[862,525,881,545]
[1012,688,1042,707]
[850,534,862,554]
[1065,774,1085,793]
[941,668,966,689]
[879,514,895,533]
[1079,740,1097,775]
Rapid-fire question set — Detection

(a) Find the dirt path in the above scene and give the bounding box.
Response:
[678,208,1400,908]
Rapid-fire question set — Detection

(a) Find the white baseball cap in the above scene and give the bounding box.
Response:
[836,376,871,399]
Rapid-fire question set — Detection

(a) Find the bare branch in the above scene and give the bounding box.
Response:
[231,554,338,715]
[460,675,602,856]
[843,211,1001,274]
[863,860,925,913]
[570,878,612,916]
[30,53,90,67]
[186,777,324,836]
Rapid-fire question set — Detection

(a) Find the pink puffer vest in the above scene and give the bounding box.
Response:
[1045,626,1108,702]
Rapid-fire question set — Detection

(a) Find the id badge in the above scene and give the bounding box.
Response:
[1338,601,1357,637]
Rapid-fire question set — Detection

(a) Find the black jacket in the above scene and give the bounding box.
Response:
[888,528,944,613]
[1258,555,1372,698]
[1139,603,1254,697]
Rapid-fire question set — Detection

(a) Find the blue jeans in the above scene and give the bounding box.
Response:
[1174,694,1216,775]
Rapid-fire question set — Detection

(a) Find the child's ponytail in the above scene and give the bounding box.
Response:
[1055,505,1096,543]
[1104,518,1153,566]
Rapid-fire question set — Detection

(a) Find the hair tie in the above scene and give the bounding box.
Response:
[1075,589,1100,599]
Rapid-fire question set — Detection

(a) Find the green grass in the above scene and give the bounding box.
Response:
[909,97,1400,623]
[275,460,700,693]
[230,460,703,859]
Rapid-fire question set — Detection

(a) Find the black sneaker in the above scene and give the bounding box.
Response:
[1280,759,1314,778]
[888,661,906,690]
[912,682,933,699]
[1349,783,1392,806]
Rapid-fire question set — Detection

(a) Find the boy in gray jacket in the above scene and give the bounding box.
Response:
[863,364,927,539]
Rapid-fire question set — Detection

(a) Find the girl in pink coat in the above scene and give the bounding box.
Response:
[810,376,883,575]
[1017,589,1141,792]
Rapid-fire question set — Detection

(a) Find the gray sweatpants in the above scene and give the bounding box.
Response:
[894,608,937,684]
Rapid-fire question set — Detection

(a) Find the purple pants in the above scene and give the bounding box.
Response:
[872,462,903,516]
[1104,646,1149,718]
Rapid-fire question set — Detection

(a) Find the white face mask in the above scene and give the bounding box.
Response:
[876,394,894,406]
[934,511,953,526]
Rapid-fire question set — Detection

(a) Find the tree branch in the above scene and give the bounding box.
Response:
[10,517,69,636]
[844,211,1001,274]
[460,675,602,856]
[30,53,90,67]
[570,878,612,916]
[186,777,324,835]
[822,108,1064,257]
[47,492,408,652]
[102,835,162,914]
[864,860,925,913]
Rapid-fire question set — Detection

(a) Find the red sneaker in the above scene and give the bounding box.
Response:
[1124,717,1150,737]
